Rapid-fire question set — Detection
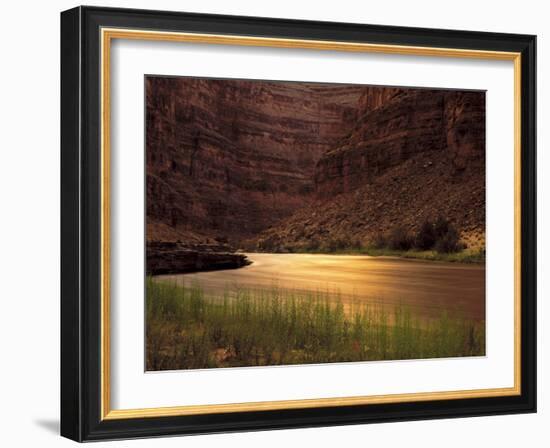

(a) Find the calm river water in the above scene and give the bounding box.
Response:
[157,253,485,321]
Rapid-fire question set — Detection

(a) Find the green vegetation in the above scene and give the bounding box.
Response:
[374,217,465,253]
[286,245,485,263]
[146,278,485,371]
[345,247,485,263]
[279,217,484,263]
[365,217,484,262]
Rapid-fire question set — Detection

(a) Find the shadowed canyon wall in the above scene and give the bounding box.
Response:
[314,90,485,196]
[146,77,390,244]
[146,77,485,251]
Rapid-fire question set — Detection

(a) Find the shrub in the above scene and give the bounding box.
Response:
[372,219,466,254]
[415,219,436,250]
[352,238,364,251]
[325,237,350,252]
[433,215,450,240]
[414,217,464,253]
[434,225,463,253]
[372,232,387,249]
[304,239,320,252]
[387,225,414,251]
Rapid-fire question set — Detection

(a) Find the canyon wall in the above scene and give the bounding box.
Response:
[146,77,389,245]
[314,90,485,196]
[257,89,485,252]
[146,77,485,253]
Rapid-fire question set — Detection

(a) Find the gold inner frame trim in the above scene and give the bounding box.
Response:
[100,27,522,421]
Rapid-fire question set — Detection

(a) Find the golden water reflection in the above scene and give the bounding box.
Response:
[157,253,485,321]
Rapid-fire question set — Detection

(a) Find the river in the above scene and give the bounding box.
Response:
[156,253,485,321]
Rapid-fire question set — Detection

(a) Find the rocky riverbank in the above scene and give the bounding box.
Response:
[146,242,251,275]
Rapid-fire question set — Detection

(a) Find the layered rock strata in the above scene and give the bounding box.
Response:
[314,90,485,196]
[146,77,486,263]
[257,89,485,251]
[146,77,374,245]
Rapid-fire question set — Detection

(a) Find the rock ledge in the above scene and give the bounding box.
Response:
[147,242,251,275]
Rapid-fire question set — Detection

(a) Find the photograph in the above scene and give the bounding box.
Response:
[56,4,538,442]
[145,76,487,371]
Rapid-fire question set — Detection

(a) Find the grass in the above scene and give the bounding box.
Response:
[289,246,485,263]
[355,247,485,263]
[146,278,485,371]
[276,217,486,263]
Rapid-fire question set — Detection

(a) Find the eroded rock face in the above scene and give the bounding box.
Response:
[314,90,485,196]
[146,77,374,245]
[445,92,486,171]
[146,77,485,255]
[257,88,485,252]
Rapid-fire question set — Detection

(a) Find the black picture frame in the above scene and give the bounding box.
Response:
[61,5,536,442]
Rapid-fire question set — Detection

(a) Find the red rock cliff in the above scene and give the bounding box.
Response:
[314,89,485,196]
[146,77,379,244]
[146,78,485,251]
[256,88,485,251]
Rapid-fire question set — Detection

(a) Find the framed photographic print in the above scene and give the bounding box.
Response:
[60,6,536,442]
